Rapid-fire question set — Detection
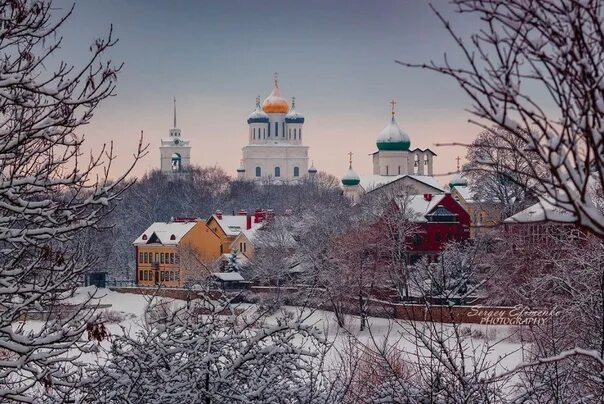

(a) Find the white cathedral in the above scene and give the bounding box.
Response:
[160,98,191,174]
[341,101,442,202]
[238,74,314,182]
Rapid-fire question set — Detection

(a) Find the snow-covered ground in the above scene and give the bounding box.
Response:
[67,287,526,375]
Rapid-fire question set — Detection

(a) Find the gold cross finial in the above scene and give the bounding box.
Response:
[274,72,279,88]
[456,156,461,172]
[390,99,397,118]
[348,151,354,169]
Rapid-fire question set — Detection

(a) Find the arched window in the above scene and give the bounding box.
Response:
[253,128,256,139]
[255,167,261,177]
[171,153,182,171]
[274,167,281,177]
[293,167,300,177]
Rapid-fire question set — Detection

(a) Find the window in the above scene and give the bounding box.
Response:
[160,253,164,264]
[139,271,143,281]
[154,253,159,263]
[299,129,302,139]
[255,166,261,177]
[175,253,180,264]
[268,124,271,137]
[288,129,291,139]
[386,165,389,175]
[275,122,278,137]
[263,128,266,139]
[253,128,256,139]
[398,166,401,175]
[144,252,148,263]
[293,167,300,177]
[170,271,175,281]
[175,271,180,281]
[282,122,285,137]
[274,167,281,177]
[170,253,174,264]
[143,271,148,281]
[139,252,143,263]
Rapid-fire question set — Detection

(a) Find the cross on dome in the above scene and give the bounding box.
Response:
[348,151,354,169]
[274,72,279,88]
[390,99,397,118]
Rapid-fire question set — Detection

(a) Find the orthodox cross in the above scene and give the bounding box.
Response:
[456,156,461,172]
[348,151,354,169]
[390,99,397,118]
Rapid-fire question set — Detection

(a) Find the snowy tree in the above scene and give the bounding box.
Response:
[412,240,489,305]
[0,1,144,401]
[465,127,542,217]
[399,0,604,236]
[225,249,242,273]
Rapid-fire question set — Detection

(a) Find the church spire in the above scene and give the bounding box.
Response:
[173,97,177,129]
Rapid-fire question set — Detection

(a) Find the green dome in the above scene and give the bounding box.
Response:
[342,168,360,186]
[377,140,411,151]
[376,117,411,151]
[449,172,468,188]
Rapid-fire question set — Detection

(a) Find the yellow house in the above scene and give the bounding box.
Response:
[205,210,265,257]
[133,218,222,287]
[450,179,503,238]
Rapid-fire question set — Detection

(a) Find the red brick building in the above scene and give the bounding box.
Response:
[391,193,471,263]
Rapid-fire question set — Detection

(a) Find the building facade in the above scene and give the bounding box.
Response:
[133,218,221,287]
[239,75,311,182]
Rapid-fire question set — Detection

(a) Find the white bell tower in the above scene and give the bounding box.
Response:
[160,98,191,174]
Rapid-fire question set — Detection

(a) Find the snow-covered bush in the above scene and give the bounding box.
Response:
[84,298,343,403]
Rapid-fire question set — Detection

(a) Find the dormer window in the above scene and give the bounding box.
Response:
[170,234,176,241]
[142,234,148,240]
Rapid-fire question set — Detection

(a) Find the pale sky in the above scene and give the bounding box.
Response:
[56,0,480,182]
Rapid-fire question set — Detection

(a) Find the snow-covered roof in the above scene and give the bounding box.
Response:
[377,117,410,145]
[453,184,475,203]
[212,272,245,282]
[133,221,198,245]
[396,194,447,222]
[504,200,576,224]
[359,175,444,194]
[211,215,264,237]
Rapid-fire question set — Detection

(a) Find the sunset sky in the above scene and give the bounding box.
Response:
[57,0,480,182]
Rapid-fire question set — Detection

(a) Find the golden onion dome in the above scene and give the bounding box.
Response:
[262,74,289,114]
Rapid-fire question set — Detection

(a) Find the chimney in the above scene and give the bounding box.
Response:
[239,209,247,216]
[246,214,252,230]
[424,193,433,202]
[254,208,264,224]
[266,209,275,222]
[215,209,223,220]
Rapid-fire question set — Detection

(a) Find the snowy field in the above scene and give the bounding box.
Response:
[61,286,526,377]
